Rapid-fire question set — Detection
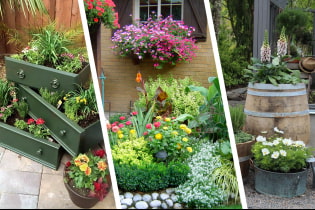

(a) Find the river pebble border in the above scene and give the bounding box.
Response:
[119,188,185,209]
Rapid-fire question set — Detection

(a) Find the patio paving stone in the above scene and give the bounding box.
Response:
[0,193,38,209]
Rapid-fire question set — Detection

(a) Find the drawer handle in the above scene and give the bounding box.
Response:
[50,79,60,89]
[60,130,66,136]
[17,70,25,79]
[36,149,42,155]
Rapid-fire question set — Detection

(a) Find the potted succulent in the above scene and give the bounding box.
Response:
[251,127,314,198]
[230,104,255,178]
[111,15,198,69]
[63,148,111,208]
[5,23,91,92]
[243,28,310,144]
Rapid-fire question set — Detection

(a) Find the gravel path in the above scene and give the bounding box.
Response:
[244,166,315,209]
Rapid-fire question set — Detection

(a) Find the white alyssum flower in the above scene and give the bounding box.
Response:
[256,135,266,142]
[262,142,273,146]
[262,148,270,156]
[280,150,287,157]
[282,138,293,146]
[274,127,284,134]
[271,151,280,159]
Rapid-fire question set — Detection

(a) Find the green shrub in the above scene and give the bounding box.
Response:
[234,131,254,144]
[229,105,246,133]
[0,79,15,107]
[167,161,190,187]
[134,75,204,118]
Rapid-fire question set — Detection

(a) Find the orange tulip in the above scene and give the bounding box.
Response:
[136,72,142,83]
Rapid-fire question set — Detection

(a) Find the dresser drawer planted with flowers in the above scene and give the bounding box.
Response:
[0,122,62,170]
[5,57,91,92]
[17,84,103,157]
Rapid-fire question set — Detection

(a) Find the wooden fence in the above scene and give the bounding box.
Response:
[0,0,83,54]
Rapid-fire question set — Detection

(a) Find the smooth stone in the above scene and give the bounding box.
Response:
[166,199,174,207]
[135,201,149,209]
[174,203,183,209]
[121,198,133,206]
[133,194,143,202]
[124,192,134,199]
[120,195,124,200]
[142,194,152,202]
[166,188,175,194]
[121,204,128,209]
[151,192,159,200]
[150,200,162,208]
[160,193,169,200]
[161,202,168,209]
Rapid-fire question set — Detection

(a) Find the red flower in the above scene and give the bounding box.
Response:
[125,121,132,126]
[111,126,119,133]
[65,161,71,168]
[153,121,161,128]
[94,18,99,23]
[145,124,152,129]
[94,149,106,158]
[36,118,45,125]
[131,111,138,116]
[12,98,19,103]
[119,116,126,121]
[94,181,102,191]
[27,118,35,125]
[118,123,124,128]
[143,131,148,136]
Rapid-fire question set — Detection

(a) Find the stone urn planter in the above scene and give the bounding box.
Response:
[0,121,62,169]
[5,56,91,92]
[244,83,310,144]
[254,165,308,198]
[17,84,103,157]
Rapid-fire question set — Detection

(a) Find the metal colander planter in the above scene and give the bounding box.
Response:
[254,165,308,198]
[5,56,91,92]
[17,84,103,157]
[244,83,310,144]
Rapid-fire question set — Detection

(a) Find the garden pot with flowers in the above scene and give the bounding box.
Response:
[63,148,111,208]
[251,127,314,198]
[5,23,91,92]
[111,15,198,69]
[244,27,310,144]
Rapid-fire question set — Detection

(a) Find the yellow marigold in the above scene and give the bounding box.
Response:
[129,129,136,134]
[182,137,188,142]
[79,163,88,172]
[118,133,124,139]
[184,128,192,134]
[117,130,123,134]
[163,126,168,130]
[180,124,187,129]
[85,166,92,176]
[164,117,171,122]
[156,116,162,120]
[97,161,107,171]
[172,131,178,136]
[155,133,163,140]
[187,147,193,153]
[74,154,89,166]
[177,143,182,149]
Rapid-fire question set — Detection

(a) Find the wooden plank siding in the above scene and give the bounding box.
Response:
[0,0,83,54]
[99,26,217,113]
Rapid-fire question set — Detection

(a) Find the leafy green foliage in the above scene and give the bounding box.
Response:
[229,105,246,133]
[0,79,15,107]
[39,88,65,107]
[234,131,254,144]
[13,99,29,119]
[244,56,306,86]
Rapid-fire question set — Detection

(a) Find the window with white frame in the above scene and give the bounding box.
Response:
[134,0,183,21]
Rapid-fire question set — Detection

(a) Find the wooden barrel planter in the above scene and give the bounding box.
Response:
[236,140,256,178]
[244,83,310,144]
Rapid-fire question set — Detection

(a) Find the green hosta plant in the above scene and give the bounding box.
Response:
[252,127,314,173]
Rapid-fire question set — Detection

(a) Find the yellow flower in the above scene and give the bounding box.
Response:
[182,137,188,142]
[97,161,107,171]
[129,129,136,134]
[171,131,178,136]
[80,98,87,105]
[177,143,182,149]
[187,147,193,153]
[63,97,67,101]
[184,128,192,134]
[118,133,124,139]
[76,96,81,103]
[180,124,187,129]
[163,126,168,130]
[164,118,171,122]
[74,154,89,166]
[79,163,88,172]
[85,166,92,176]
[155,133,163,140]
[117,130,122,134]
[156,116,162,120]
